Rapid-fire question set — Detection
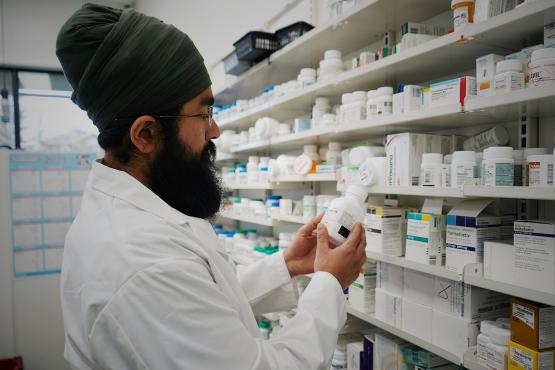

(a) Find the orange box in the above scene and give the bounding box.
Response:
[508,341,555,370]
[511,298,555,351]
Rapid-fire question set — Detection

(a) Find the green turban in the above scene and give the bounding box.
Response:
[56,3,211,133]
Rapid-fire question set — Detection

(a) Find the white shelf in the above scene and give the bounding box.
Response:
[463,185,555,200]
[463,347,489,370]
[224,173,338,190]
[365,251,462,281]
[218,210,276,227]
[215,152,236,162]
[345,306,461,365]
[216,1,553,130]
[230,139,270,154]
[463,263,555,306]
[274,173,337,183]
[224,182,276,190]
[273,214,306,225]
[214,0,450,103]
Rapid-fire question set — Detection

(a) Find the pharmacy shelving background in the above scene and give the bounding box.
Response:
[213,1,555,369]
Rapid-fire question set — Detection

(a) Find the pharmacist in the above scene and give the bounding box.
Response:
[56,4,366,370]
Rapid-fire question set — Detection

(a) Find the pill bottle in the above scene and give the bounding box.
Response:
[322,113,336,125]
[349,145,386,166]
[339,93,353,125]
[524,148,550,185]
[463,126,510,151]
[303,195,317,220]
[444,154,453,165]
[258,321,270,340]
[298,68,316,88]
[494,59,524,93]
[528,154,554,187]
[327,142,342,165]
[512,150,524,186]
[420,153,444,186]
[322,185,368,245]
[486,327,510,370]
[358,157,387,186]
[255,117,280,139]
[316,195,334,214]
[403,85,424,113]
[279,198,293,216]
[247,156,260,183]
[258,157,270,183]
[376,87,393,116]
[366,90,378,118]
[225,168,235,184]
[294,145,321,175]
[482,147,514,186]
[325,49,342,60]
[451,151,478,187]
[477,320,503,363]
[278,123,291,136]
[312,97,331,127]
[266,195,282,218]
[529,48,555,88]
[451,0,475,32]
[350,91,368,122]
[236,164,247,184]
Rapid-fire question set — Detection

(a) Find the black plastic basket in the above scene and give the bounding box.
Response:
[233,31,279,63]
[222,51,253,76]
[275,21,314,48]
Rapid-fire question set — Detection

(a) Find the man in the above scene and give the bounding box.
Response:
[57,4,366,369]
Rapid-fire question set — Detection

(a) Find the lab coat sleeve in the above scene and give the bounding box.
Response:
[88,256,346,370]
[236,251,298,315]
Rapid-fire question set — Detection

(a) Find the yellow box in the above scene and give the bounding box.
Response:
[508,340,555,370]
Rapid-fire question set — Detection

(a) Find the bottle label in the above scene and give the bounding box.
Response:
[322,206,356,242]
[483,162,514,186]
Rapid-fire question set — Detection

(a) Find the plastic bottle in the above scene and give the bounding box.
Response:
[278,123,291,135]
[312,97,331,127]
[486,327,510,370]
[322,185,368,245]
[349,91,368,122]
[524,148,550,185]
[366,90,378,118]
[298,68,316,88]
[482,146,514,186]
[358,157,387,186]
[494,59,524,93]
[419,153,444,186]
[528,154,554,187]
[529,48,555,88]
[463,126,509,151]
[266,195,282,219]
[451,0,475,32]
[451,151,478,187]
[339,93,353,125]
[303,195,317,220]
[376,87,393,116]
[236,164,247,185]
[258,321,270,340]
[258,157,270,183]
[477,320,503,364]
[247,156,260,183]
[294,145,320,175]
[512,150,524,186]
[349,145,386,166]
[327,142,342,165]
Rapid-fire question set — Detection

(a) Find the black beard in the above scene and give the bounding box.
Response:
[149,136,222,219]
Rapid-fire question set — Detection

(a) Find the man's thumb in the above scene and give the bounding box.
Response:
[316,223,329,252]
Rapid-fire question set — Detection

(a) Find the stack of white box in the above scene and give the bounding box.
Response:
[349,262,377,314]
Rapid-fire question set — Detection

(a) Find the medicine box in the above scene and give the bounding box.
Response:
[349,269,377,314]
[403,269,435,307]
[401,22,445,36]
[386,133,449,186]
[433,277,509,322]
[365,206,404,256]
[375,288,403,328]
[401,345,451,368]
[511,298,555,351]
[545,23,555,48]
[431,309,480,361]
[347,341,363,370]
[402,299,433,342]
[508,340,555,370]
[377,262,404,297]
[484,240,514,282]
[406,213,445,265]
[430,76,476,109]
[513,220,555,295]
[374,333,409,370]
[446,199,501,273]
[505,44,544,86]
[476,54,504,96]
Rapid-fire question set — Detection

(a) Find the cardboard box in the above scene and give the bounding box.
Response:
[402,299,433,342]
[365,206,404,256]
[508,340,555,370]
[446,199,502,273]
[431,309,480,361]
[347,341,364,370]
[484,240,514,281]
[401,345,451,368]
[476,54,504,96]
[374,333,409,370]
[513,220,555,294]
[349,269,377,314]
[406,213,445,265]
[433,277,509,322]
[401,22,446,36]
[546,23,555,49]
[429,76,476,109]
[511,298,555,351]
[385,133,450,186]
[377,262,404,296]
[375,288,403,328]
[403,269,435,306]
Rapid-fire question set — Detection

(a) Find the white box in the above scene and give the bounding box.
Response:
[484,240,514,281]
[430,76,476,109]
[513,220,555,294]
[433,277,509,322]
[401,22,446,36]
[377,262,404,296]
[375,288,403,328]
[386,133,449,186]
[365,206,404,256]
[545,22,555,48]
[505,44,544,87]
[403,269,435,306]
[402,298,433,342]
[431,309,480,362]
[349,269,377,314]
[347,341,363,370]
[393,92,404,115]
[446,199,501,273]
[476,54,504,96]
[406,212,445,265]
[374,333,408,370]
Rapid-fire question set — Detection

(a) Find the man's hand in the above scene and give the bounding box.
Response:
[314,222,366,289]
[283,213,324,278]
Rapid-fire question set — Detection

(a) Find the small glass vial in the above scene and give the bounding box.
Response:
[494,59,524,93]
[322,185,368,245]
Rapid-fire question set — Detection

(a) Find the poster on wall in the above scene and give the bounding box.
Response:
[7,152,96,277]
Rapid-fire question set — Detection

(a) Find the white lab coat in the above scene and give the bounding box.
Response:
[61,161,347,370]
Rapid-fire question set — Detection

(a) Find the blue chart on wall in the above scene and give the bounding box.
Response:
[8,152,96,277]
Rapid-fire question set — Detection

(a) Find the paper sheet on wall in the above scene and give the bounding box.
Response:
[14,249,43,274]
[43,196,71,219]
[12,197,41,220]
[11,171,40,193]
[44,248,64,271]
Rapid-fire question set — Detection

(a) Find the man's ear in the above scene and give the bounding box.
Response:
[129,116,161,154]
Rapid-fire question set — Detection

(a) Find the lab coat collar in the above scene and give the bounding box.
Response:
[89,160,202,226]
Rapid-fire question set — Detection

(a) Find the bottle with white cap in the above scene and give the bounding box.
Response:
[494,59,524,93]
[294,145,320,175]
[258,157,270,183]
[451,151,478,187]
[322,185,368,245]
[486,327,510,370]
[349,91,368,123]
[366,90,378,118]
[312,97,331,128]
[419,153,444,186]
[339,93,353,125]
[326,142,342,165]
[482,146,514,186]
[247,156,260,183]
[524,148,550,185]
[376,86,393,116]
[477,320,504,364]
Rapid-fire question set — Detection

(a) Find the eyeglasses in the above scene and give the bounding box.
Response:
[114,106,214,126]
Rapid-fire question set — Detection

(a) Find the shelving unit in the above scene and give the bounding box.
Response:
[218,210,276,227]
[224,173,338,190]
[463,347,489,370]
[272,214,305,225]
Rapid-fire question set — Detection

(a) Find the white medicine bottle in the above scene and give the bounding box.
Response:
[322,185,368,245]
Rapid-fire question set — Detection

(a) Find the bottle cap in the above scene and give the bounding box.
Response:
[483,146,513,160]
[496,59,522,73]
[452,150,476,163]
[324,49,342,59]
[367,89,378,98]
[352,91,367,101]
[346,185,368,202]
[480,320,503,336]
[314,97,330,106]
[524,148,549,158]
[377,86,394,96]
[421,153,443,165]
[489,327,510,346]
[294,154,313,175]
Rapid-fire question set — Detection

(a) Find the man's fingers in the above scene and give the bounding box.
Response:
[300,213,325,236]
[316,223,330,252]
